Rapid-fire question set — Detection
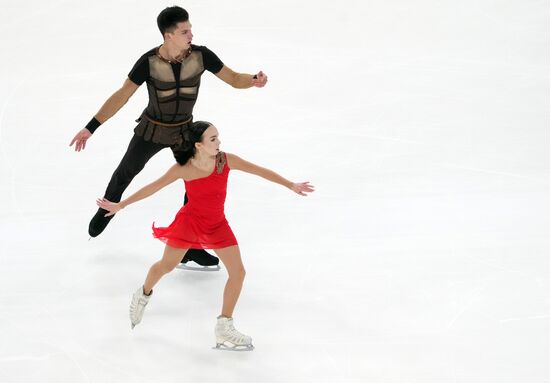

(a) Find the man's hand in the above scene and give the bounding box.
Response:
[69,128,92,152]
[252,71,268,88]
[69,78,139,152]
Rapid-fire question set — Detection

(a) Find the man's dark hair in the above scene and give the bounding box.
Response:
[157,6,189,36]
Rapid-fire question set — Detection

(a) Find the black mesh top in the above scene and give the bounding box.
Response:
[128,45,224,124]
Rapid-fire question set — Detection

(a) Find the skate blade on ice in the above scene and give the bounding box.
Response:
[176,263,221,272]
[213,342,254,351]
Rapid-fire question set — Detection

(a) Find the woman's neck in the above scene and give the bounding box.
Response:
[191,153,215,169]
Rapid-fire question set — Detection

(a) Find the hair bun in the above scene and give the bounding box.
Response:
[172,120,213,165]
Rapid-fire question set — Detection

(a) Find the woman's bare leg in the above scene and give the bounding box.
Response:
[143,245,188,294]
[213,246,246,318]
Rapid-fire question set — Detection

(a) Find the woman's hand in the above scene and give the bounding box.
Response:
[290,182,315,196]
[96,198,123,216]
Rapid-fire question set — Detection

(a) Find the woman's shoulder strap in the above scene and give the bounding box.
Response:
[215,151,227,174]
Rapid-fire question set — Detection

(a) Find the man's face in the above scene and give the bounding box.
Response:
[166,21,193,50]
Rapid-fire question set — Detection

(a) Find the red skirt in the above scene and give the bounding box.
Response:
[152,208,238,249]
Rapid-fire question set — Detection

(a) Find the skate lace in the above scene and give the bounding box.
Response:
[225,323,249,343]
[138,297,149,306]
[131,297,149,311]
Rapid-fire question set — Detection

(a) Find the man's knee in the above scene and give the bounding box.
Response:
[110,162,145,187]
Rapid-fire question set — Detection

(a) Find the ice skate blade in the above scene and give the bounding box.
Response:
[213,343,254,351]
[176,263,221,272]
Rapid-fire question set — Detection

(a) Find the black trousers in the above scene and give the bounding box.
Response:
[103,134,172,202]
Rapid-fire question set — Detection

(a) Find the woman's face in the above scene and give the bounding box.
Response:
[196,125,220,156]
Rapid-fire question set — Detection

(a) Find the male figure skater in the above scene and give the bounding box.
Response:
[70,6,268,269]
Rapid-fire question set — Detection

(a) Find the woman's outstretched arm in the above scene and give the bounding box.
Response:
[97,164,182,216]
[226,153,314,196]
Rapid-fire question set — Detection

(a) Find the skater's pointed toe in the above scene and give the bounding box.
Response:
[129,286,152,329]
[88,208,115,237]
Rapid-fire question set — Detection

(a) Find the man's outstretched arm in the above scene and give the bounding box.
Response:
[94,78,140,124]
[69,78,140,151]
[215,66,268,89]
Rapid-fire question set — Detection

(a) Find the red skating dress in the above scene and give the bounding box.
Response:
[152,152,237,249]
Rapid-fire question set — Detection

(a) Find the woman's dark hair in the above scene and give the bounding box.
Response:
[173,121,212,165]
[157,6,189,36]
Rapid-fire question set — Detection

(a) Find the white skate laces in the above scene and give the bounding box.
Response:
[214,316,254,351]
[129,286,152,329]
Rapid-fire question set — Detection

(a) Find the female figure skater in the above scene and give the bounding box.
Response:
[97,121,314,350]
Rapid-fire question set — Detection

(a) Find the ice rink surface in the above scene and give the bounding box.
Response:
[1,0,549,382]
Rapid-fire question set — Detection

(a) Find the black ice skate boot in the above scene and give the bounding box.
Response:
[178,249,220,271]
[88,208,115,238]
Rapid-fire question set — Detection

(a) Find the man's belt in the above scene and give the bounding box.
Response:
[142,114,193,127]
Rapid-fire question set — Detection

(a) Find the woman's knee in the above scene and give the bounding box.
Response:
[229,267,246,281]
[159,260,178,274]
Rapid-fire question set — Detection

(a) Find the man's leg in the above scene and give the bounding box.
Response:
[89,134,167,237]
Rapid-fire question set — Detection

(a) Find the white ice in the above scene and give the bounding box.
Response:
[1,0,550,382]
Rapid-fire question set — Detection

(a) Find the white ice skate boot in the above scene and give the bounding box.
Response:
[129,286,152,329]
[214,316,254,351]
